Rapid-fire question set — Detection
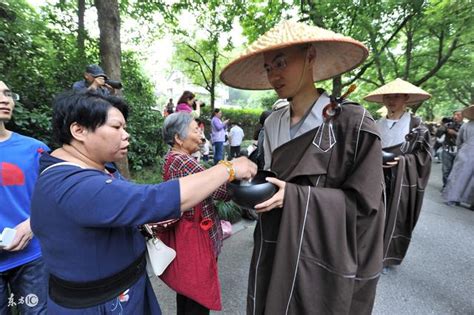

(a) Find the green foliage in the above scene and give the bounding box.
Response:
[0,0,84,145]
[167,0,247,108]
[171,40,230,94]
[238,0,474,121]
[122,52,167,171]
[239,0,292,42]
[201,106,262,128]
[1,0,166,170]
[130,156,165,184]
[215,200,242,224]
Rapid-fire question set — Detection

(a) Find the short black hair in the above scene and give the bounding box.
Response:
[52,90,129,145]
[441,117,452,124]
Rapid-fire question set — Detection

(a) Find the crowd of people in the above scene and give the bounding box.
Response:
[1,19,472,315]
[436,108,474,208]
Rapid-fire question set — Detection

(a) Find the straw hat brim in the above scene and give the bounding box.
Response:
[462,105,474,120]
[364,78,431,106]
[220,21,368,90]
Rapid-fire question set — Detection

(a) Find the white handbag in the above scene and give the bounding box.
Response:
[144,225,176,277]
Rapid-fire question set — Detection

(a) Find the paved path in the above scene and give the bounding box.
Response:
[151,162,474,314]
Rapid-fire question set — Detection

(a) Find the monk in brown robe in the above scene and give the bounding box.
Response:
[364,79,432,272]
[220,20,385,314]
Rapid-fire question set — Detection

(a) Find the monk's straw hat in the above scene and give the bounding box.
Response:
[364,78,431,105]
[462,105,474,120]
[220,20,369,90]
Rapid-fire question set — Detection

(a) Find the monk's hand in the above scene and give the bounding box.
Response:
[383,157,400,168]
[5,219,33,252]
[254,177,286,213]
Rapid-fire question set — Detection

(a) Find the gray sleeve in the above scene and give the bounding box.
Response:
[263,125,272,170]
[456,124,465,148]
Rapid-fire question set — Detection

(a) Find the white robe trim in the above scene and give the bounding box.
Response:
[263,93,331,169]
[376,112,411,149]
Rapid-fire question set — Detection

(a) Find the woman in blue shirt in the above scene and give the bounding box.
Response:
[30,91,256,314]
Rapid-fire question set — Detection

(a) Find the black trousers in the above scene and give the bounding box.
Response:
[176,293,209,315]
[230,145,241,158]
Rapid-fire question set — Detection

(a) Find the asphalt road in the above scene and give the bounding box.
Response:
[151,162,474,314]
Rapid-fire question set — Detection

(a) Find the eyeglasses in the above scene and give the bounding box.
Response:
[1,90,20,101]
[264,56,288,74]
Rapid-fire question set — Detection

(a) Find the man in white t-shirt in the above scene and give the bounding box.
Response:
[228,122,244,158]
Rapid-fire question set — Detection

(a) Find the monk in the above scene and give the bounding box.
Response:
[220,20,385,314]
[364,78,432,272]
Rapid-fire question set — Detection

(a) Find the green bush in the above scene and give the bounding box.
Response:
[1,1,167,171]
[130,156,165,184]
[215,200,242,224]
[201,106,261,126]
[122,52,167,171]
[201,106,264,141]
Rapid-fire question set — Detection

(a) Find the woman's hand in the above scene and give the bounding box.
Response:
[232,157,257,180]
[254,177,286,213]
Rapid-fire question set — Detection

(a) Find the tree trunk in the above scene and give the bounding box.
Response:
[94,0,130,178]
[77,0,86,61]
[211,50,217,110]
[95,0,121,83]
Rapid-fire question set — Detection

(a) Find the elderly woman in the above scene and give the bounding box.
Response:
[160,112,230,314]
[30,91,256,314]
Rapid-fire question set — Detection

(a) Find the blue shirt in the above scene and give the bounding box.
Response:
[30,153,181,313]
[0,132,49,272]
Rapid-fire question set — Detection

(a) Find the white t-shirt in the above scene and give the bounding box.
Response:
[229,125,245,146]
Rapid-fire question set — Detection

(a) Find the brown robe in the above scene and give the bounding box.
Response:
[248,104,385,315]
[382,116,431,266]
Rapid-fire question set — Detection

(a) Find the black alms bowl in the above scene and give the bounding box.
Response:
[382,150,397,164]
[227,170,278,209]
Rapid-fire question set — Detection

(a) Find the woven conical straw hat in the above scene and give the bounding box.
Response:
[364,78,431,105]
[220,20,369,90]
[462,105,474,120]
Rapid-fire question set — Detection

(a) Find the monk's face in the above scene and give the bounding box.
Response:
[263,46,314,99]
[382,94,408,114]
